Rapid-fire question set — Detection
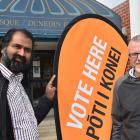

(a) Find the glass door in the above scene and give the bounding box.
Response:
[32,50,55,102]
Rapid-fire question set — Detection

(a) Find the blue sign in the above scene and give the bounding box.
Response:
[0,0,121,38]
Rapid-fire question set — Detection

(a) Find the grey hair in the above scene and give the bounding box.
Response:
[131,35,140,42]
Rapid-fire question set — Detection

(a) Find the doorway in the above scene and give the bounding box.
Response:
[32,50,55,101]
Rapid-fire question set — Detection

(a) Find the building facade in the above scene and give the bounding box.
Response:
[112,0,140,70]
[0,0,122,101]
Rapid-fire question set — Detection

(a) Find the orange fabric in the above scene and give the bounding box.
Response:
[57,18,128,140]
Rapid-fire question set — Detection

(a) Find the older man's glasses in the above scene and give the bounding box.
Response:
[129,53,140,58]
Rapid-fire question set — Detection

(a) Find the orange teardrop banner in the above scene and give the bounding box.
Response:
[53,14,128,140]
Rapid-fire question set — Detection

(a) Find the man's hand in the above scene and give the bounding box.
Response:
[45,74,56,101]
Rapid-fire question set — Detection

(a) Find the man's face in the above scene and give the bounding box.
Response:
[1,31,33,73]
[128,40,140,74]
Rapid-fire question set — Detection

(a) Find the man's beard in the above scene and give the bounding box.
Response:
[1,49,31,74]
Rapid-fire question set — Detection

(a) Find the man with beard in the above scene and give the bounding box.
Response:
[111,35,140,140]
[0,28,56,140]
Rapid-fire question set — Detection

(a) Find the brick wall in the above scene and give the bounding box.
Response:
[113,0,131,41]
[113,0,131,71]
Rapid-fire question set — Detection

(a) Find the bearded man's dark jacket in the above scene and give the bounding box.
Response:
[0,71,53,140]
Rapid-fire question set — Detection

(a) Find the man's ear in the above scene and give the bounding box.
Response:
[1,48,7,59]
[1,48,3,54]
[0,49,2,57]
[1,47,6,54]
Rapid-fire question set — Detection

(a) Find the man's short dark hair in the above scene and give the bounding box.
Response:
[1,28,34,49]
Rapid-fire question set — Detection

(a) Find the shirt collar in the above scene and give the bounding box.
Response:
[0,63,23,82]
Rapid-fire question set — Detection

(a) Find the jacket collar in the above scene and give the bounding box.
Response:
[129,68,135,78]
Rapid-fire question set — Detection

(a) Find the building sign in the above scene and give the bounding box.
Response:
[0,0,121,38]
[53,14,128,140]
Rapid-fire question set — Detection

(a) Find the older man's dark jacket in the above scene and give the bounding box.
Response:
[0,72,53,140]
[111,71,140,140]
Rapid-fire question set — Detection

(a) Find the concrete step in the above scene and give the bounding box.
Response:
[38,109,57,140]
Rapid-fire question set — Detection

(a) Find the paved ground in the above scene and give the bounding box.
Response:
[38,109,57,140]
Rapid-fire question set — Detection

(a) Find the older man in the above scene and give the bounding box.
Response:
[111,35,140,140]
